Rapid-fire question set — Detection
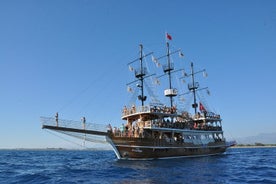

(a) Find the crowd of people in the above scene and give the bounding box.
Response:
[122,105,178,116]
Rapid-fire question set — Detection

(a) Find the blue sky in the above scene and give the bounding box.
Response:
[0,0,275,148]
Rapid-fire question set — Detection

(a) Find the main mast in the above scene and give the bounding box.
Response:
[163,42,177,110]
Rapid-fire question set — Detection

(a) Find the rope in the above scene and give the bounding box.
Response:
[44,129,89,149]
[57,71,106,113]
[128,85,139,106]
[144,81,160,104]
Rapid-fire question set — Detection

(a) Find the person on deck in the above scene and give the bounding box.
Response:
[123,106,127,115]
[55,112,59,126]
[82,117,86,129]
[120,123,124,137]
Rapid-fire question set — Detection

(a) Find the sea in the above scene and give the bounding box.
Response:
[0,148,275,184]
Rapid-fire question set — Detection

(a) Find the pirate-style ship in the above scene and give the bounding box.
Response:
[42,35,235,160]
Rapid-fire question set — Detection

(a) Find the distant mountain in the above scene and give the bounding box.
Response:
[236,132,276,144]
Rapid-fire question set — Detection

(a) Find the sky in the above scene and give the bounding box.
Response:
[0,0,275,149]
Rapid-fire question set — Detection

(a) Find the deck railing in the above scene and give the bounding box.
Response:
[122,105,151,116]
[40,116,108,133]
[122,105,178,116]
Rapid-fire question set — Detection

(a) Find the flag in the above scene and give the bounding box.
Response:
[154,78,160,85]
[151,55,158,63]
[203,71,208,78]
[183,71,188,77]
[199,102,206,112]
[179,51,184,58]
[128,65,134,72]
[127,86,133,93]
[166,33,172,40]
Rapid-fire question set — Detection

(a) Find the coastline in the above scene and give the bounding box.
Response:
[231,145,276,149]
[0,148,112,151]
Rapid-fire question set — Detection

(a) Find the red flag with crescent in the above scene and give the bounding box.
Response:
[166,33,172,40]
[199,102,206,112]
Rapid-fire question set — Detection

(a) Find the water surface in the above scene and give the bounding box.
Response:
[0,148,275,183]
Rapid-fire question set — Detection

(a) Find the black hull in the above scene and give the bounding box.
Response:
[116,146,226,160]
[108,137,230,160]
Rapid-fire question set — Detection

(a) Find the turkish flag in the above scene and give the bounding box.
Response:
[166,33,172,40]
[199,102,206,112]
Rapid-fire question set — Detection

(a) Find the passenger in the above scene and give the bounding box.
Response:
[131,104,136,113]
[171,106,177,113]
[120,123,124,136]
[139,127,144,138]
[55,112,59,126]
[136,126,140,137]
[107,123,112,132]
[113,127,117,135]
[123,106,127,115]
[125,125,128,137]
[82,117,86,129]
[132,126,136,136]
[197,112,200,118]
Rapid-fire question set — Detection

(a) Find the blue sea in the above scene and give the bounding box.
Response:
[0,148,275,184]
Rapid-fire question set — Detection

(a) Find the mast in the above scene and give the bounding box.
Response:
[166,42,173,108]
[162,42,177,111]
[137,44,146,106]
[127,44,154,107]
[139,44,145,106]
[164,42,175,108]
[180,62,207,115]
[189,62,198,114]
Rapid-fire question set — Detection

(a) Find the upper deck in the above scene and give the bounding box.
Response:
[121,105,221,122]
[121,105,178,120]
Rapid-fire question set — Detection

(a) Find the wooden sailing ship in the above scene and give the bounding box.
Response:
[42,36,236,160]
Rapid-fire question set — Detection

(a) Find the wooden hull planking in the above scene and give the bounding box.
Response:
[111,137,228,160]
